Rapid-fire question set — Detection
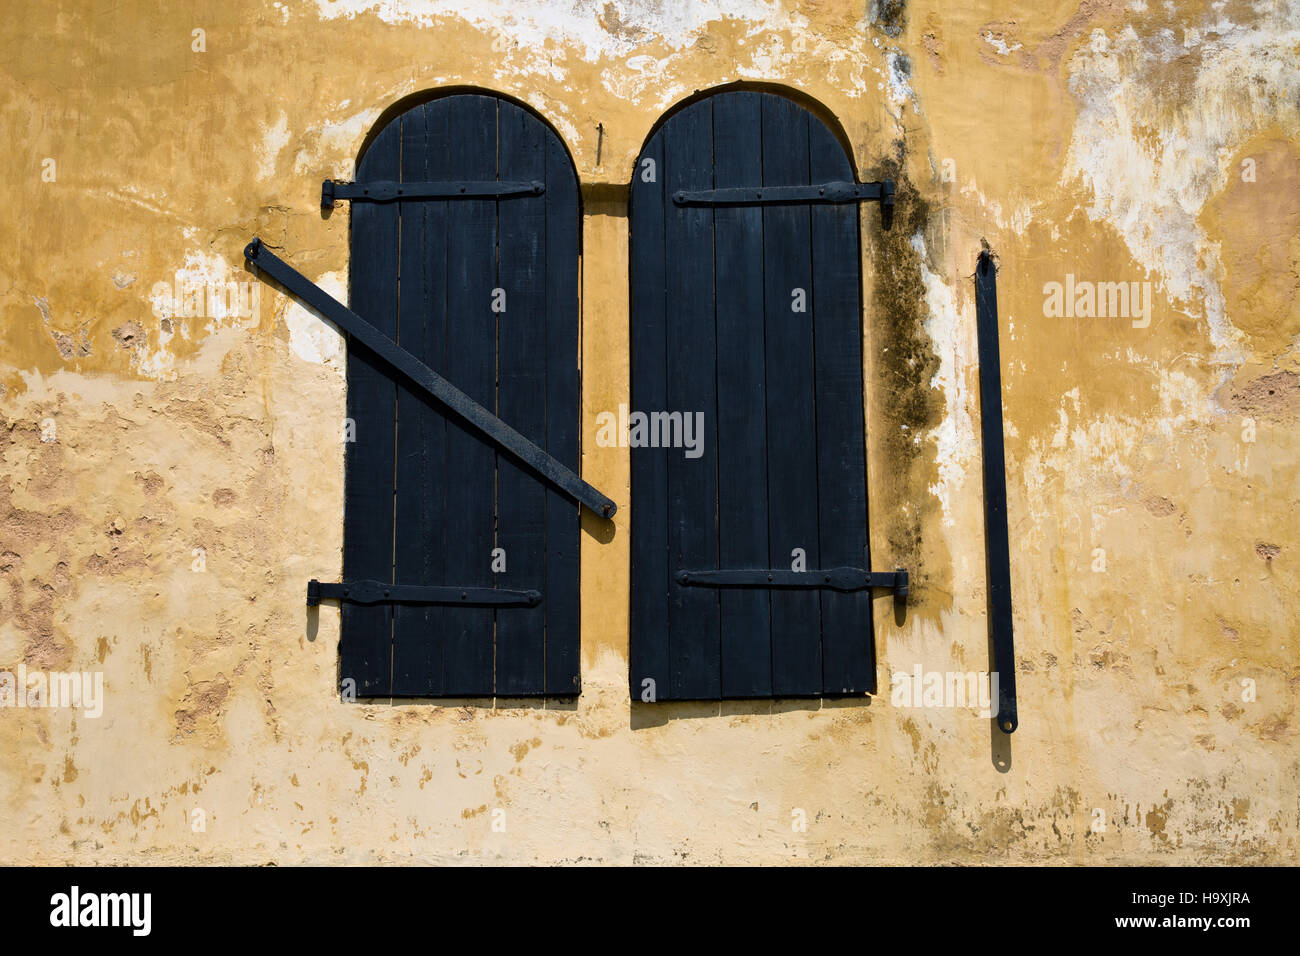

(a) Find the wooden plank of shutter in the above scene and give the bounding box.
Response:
[761,96,823,696]
[713,92,773,698]
[441,94,498,696]
[809,118,875,695]
[392,101,449,697]
[629,133,671,702]
[495,101,548,695]
[341,118,400,698]
[542,130,582,696]
[666,100,721,700]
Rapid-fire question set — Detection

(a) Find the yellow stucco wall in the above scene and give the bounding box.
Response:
[1,0,1296,863]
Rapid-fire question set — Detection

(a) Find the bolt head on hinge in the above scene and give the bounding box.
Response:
[894,567,909,599]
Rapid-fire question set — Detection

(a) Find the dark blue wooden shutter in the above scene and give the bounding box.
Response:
[341,93,581,698]
[629,90,876,700]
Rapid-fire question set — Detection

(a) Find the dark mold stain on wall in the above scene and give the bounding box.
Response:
[872,0,908,39]
[862,164,948,602]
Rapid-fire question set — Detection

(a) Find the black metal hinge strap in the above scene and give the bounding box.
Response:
[307,579,541,608]
[321,179,545,210]
[975,250,1018,735]
[244,238,617,518]
[676,567,908,597]
[673,180,895,207]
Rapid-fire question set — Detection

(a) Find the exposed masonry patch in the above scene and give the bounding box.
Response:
[50,332,90,360]
[111,322,144,350]
[1216,369,1300,424]
[1255,542,1280,561]
[34,296,91,360]
[174,676,230,736]
[921,29,943,73]
[1142,494,1177,517]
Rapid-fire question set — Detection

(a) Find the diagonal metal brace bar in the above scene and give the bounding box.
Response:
[322,179,544,210]
[673,180,895,207]
[676,567,908,597]
[975,250,1018,734]
[244,238,617,518]
[307,578,541,607]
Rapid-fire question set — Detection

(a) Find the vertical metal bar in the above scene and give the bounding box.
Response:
[975,251,1018,734]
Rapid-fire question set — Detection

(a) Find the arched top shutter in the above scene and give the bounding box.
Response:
[338,93,585,699]
[629,90,902,701]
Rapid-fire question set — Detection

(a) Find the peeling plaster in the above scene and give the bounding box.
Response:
[309,0,811,59]
[258,113,292,182]
[284,271,346,372]
[913,233,978,528]
[293,106,382,178]
[1062,7,1300,365]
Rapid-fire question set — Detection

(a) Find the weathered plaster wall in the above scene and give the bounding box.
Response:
[1,0,1296,863]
